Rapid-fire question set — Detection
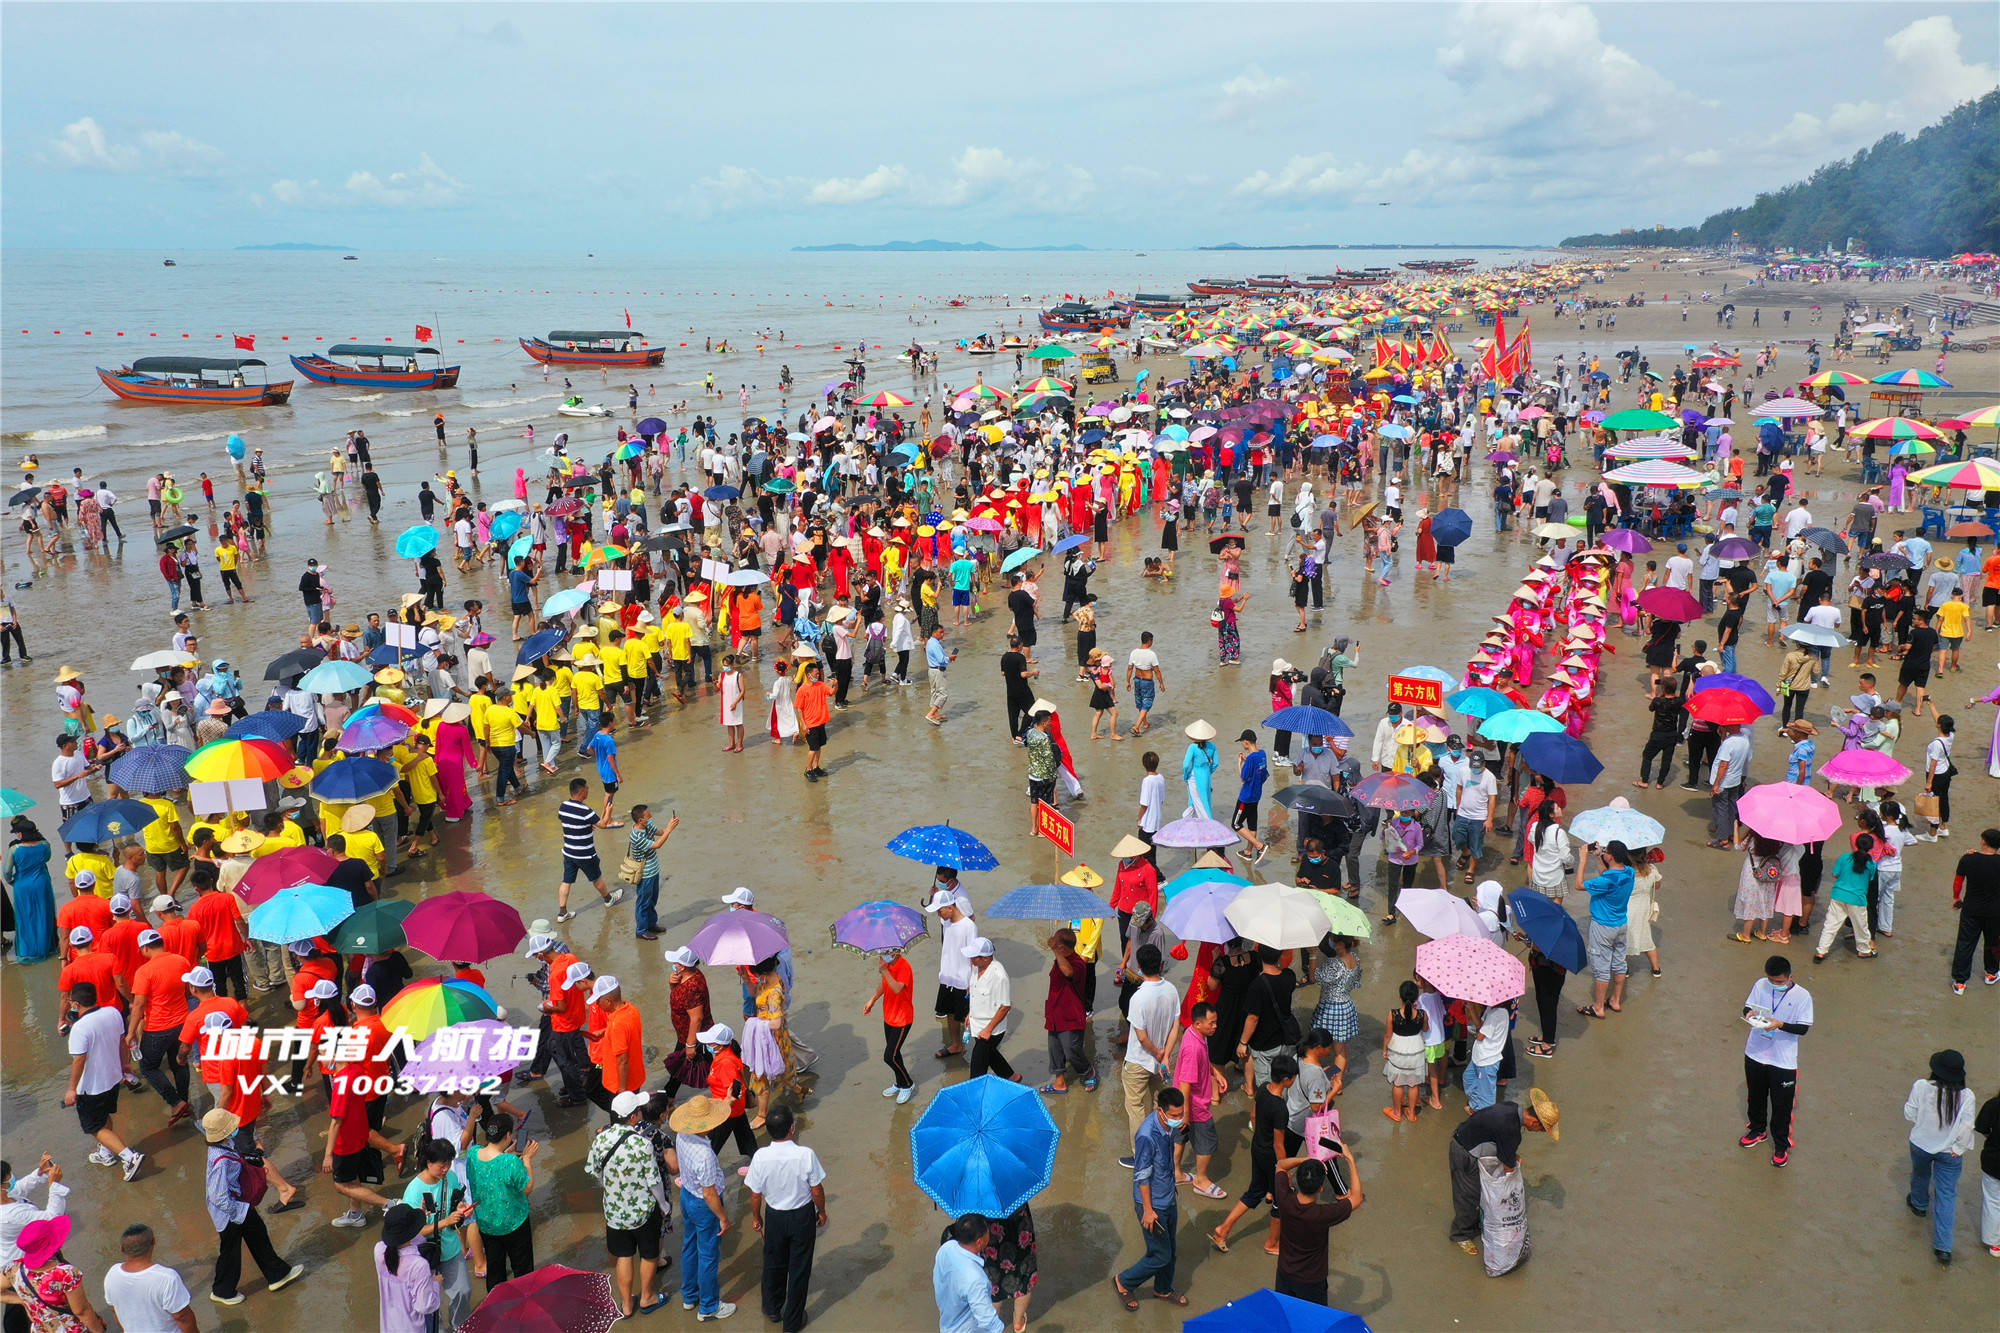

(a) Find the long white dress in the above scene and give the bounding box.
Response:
[767,669,798,740]
[720,669,745,727]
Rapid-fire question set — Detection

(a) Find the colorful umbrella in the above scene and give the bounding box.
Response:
[1692,672,1777,713]
[911,1075,1060,1217]
[1152,816,1241,849]
[1908,457,2000,490]
[57,799,157,843]
[1800,370,1867,388]
[886,824,999,871]
[238,846,343,906]
[1817,750,1912,787]
[1415,933,1526,1004]
[860,391,914,408]
[1224,882,1333,949]
[1736,782,1842,843]
[985,883,1116,920]
[1604,461,1702,487]
[381,977,502,1043]
[247,884,354,945]
[1503,889,1587,974]
[688,908,791,966]
[311,756,400,803]
[1351,772,1435,812]
[403,891,527,963]
[1597,408,1680,431]
[1846,417,1944,442]
[1395,888,1489,941]
[1936,405,2000,429]
[297,659,374,694]
[330,899,414,955]
[1520,732,1603,784]
[403,1018,534,1086]
[830,900,928,956]
[184,738,293,784]
[1871,369,1950,388]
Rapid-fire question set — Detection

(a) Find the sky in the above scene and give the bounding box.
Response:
[4,1,1995,252]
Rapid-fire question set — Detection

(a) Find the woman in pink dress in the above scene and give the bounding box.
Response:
[434,715,476,821]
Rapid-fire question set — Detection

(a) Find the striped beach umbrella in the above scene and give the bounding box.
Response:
[1846,417,1945,442]
[1871,368,1951,388]
[1908,456,2000,490]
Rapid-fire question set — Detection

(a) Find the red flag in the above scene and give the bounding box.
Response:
[1374,335,1393,368]
[1511,318,1533,372]
[232,333,254,351]
[623,308,632,329]
[414,324,435,343]
[1480,341,1499,380]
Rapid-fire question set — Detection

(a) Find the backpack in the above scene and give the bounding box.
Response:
[220,1149,268,1206]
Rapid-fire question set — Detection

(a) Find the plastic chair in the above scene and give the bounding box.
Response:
[1920,506,1946,538]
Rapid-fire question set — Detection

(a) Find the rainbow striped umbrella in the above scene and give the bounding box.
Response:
[1872,369,1951,388]
[1846,417,1945,442]
[1750,398,1823,418]
[381,977,502,1042]
[1800,370,1868,387]
[1937,405,2000,429]
[1603,460,1702,487]
[860,391,913,408]
[1603,438,1697,460]
[1908,457,2000,490]
[184,737,294,783]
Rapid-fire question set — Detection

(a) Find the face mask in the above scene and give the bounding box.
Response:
[1768,980,1791,993]
[1309,745,1325,755]
[1163,1117,1185,1131]
[703,1044,720,1056]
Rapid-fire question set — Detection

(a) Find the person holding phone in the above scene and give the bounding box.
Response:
[1270,1149,1363,1306]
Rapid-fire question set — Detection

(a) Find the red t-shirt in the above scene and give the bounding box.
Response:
[186,891,247,961]
[132,951,193,1031]
[56,895,112,955]
[597,1004,644,1093]
[548,953,587,1033]
[159,917,204,967]
[181,996,250,1048]
[329,1083,372,1155]
[101,919,146,983]
[352,1013,392,1088]
[795,681,832,729]
[880,956,915,1029]
[221,1052,265,1125]
[59,951,120,1009]
[1110,860,1162,914]
[708,1047,748,1116]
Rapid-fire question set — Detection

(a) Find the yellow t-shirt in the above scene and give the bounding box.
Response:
[343,827,386,876]
[214,543,240,572]
[663,621,694,662]
[531,687,562,731]
[1939,600,1970,638]
[484,705,519,748]
[550,665,574,702]
[599,651,624,685]
[572,669,604,711]
[256,819,306,856]
[66,850,116,897]
[405,756,441,806]
[625,639,649,677]
[139,797,185,854]
[468,693,491,738]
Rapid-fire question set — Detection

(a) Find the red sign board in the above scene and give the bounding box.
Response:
[1033,801,1075,856]
[1387,674,1447,711]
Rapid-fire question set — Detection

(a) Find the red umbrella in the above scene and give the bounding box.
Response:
[1685,687,1766,725]
[403,890,527,963]
[1636,586,1702,622]
[461,1265,621,1333]
[238,846,344,906]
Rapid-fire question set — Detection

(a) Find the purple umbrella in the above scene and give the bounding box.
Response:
[1160,881,1243,944]
[830,900,927,956]
[338,711,411,752]
[1152,816,1240,849]
[403,1019,529,1084]
[1711,536,1762,559]
[1600,529,1653,554]
[1692,672,1778,714]
[689,909,791,966]
[1485,450,1519,463]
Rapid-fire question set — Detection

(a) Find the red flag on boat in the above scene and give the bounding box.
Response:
[415,324,435,342]
[624,308,632,329]
[233,334,255,351]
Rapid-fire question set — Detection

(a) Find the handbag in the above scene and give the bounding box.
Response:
[1911,792,1941,820]
[1303,1107,1342,1162]
[617,854,645,883]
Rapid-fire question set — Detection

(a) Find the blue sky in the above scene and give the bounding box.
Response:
[4,2,1995,251]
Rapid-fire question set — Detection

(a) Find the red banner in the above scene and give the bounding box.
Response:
[1387,674,1446,711]
[1033,801,1075,856]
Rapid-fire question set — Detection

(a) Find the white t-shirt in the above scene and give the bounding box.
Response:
[52,753,92,805]
[937,916,977,989]
[1137,773,1165,833]
[1127,647,1160,674]
[1783,507,1813,538]
[966,961,1011,1035]
[1123,977,1181,1075]
[68,1006,127,1095]
[1804,604,1841,631]
[454,518,474,547]
[1470,1005,1509,1066]
[1455,771,1498,821]
[1664,556,1695,590]
[1743,977,1812,1070]
[102,1262,194,1333]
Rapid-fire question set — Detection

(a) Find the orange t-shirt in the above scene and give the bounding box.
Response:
[290,957,338,1011]
[548,953,587,1033]
[736,591,763,631]
[101,919,146,983]
[132,951,193,1031]
[795,681,832,729]
[159,917,204,967]
[187,891,247,961]
[219,1051,266,1125]
[352,1013,392,1087]
[1984,554,2000,589]
[57,895,113,955]
[597,1003,644,1093]
[59,951,120,1009]
[880,955,915,1029]
[708,1046,748,1116]
[180,995,250,1048]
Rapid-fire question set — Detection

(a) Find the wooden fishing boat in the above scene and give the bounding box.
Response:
[97,356,293,406]
[519,329,665,367]
[1038,302,1130,333]
[1186,278,1251,296]
[290,344,461,390]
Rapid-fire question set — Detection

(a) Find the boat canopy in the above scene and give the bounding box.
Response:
[546,329,642,342]
[131,356,266,373]
[327,344,440,358]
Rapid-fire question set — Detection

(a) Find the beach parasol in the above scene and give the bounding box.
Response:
[887,824,999,871]
[985,883,1116,920]
[1871,369,1950,388]
[1503,889,1587,974]
[403,890,526,962]
[1184,1288,1374,1333]
[184,738,293,784]
[1817,750,1912,787]
[238,846,343,906]
[1395,888,1488,940]
[1351,772,1435,812]
[1908,457,2000,490]
[1415,933,1526,1004]
[1520,732,1603,784]
[1224,882,1334,949]
[1598,408,1679,431]
[912,1075,1061,1218]
[247,884,353,945]
[57,799,157,844]
[1262,705,1350,737]
[1736,782,1842,843]
[0,789,37,818]
[688,908,791,966]
[225,710,306,742]
[830,900,928,956]
[1151,816,1241,849]
[1605,461,1702,487]
[381,977,502,1043]
[1569,803,1665,848]
[1846,417,1944,443]
[329,899,414,955]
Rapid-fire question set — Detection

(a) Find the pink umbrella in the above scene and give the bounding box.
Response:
[1152,816,1240,849]
[1415,934,1526,1004]
[1636,586,1702,622]
[403,890,527,963]
[1396,888,1489,941]
[689,908,791,966]
[238,846,343,906]
[1817,750,1913,786]
[1736,782,1842,842]
[962,516,1004,533]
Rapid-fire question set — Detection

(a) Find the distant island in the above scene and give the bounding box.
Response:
[1200,243,1532,251]
[235,242,351,251]
[793,240,1090,253]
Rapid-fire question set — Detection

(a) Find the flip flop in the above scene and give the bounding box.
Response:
[1576,1005,1605,1019]
[1207,1230,1230,1254]
[1038,1083,1068,1095]
[1194,1182,1227,1198]
[268,1198,308,1215]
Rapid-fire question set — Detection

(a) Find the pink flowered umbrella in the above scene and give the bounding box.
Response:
[1736,782,1843,842]
[1817,750,1913,787]
[1152,816,1240,849]
[1415,934,1526,1005]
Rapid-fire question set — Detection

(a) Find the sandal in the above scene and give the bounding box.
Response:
[1082,1075,1098,1090]
[1038,1083,1068,1095]
[1383,1106,1403,1122]
[1727,932,1754,943]
[1193,1182,1226,1198]
[1576,1005,1605,1019]
[1650,967,1663,977]
[1207,1230,1230,1254]
[1153,1291,1190,1306]
[933,1047,964,1060]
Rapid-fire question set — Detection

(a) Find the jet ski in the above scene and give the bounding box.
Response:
[556,396,613,418]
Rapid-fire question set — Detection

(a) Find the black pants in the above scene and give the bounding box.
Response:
[552,1028,591,1102]
[214,1208,290,1299]
[1384,862,1417,915]
[0,623,26,662]
[883,1022,913,1089]
[1780,689,1810,724]
[1684,729,1720,787]
[761,1203,817,1332]
[1950,913,2000,985]
[895,649,911,680]
[139,1027,190,1107]
[832,657,853,706]
[1639,733,1677,786]
[527,1012,554,1078]
[1929,773,1953,826]
[483,1218,535,1291]
[1007,693,1033,740]
[1274,1273,1327,1305]
[101,510,124,541]
[1530,959,1565,1044]
[1744,1055,1797,1153]
[209,953,248,1002]
[1446,1139,1485,1242]
[969,1034,1015,1081]
[709,1112,758,1160]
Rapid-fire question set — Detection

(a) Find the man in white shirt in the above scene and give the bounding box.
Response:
[1450,752,1499,881]
[102,1222,197,1333]
[1135,754,1165,848]
[1125,634,1164,733]
[63,980,145,1179]
[962,937,1014,1081]
[1782,499,1813,541]
[743,1104,826,1333]
[1369,703,1405,772]
[927,889,977,1059]
[1663,543,1696,592]
[1119,943,1181,1147]
[1741,955,1812,1167]
[0,1155,70,1268]
[51,734,98,819]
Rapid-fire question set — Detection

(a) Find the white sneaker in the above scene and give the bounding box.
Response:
[88,1147,117,1167]
[332,1209,369,1228]
[606,888,626,907]
[697,1302,737,1322]
[882,1085,901,1098]
[896,1087,914,1105]
[556,910,577,923]
[121,1152,145,1182]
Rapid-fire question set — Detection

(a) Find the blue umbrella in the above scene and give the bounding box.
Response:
[1049,533,1092,554]
[1478,708,1565,743]
[1378,423,1412,439]
[704,485,741,501]
[911,1075,1060,1218]
[226,710,306,741]
[366,645,422,667]
[1396,665,1458,687]
[637,416,668,436]
[1430,507,1473,548]
[58,799,158,843]
[1162,867,1252,900]
[517,628,566,665]
[1078,429,1107,444]
[311,756,399,802]
[1569,804,1666,848]
[1392,394,1419,404]
[395,525,440,558]
[297,659,375,694]
[886,824,999,872]
[108,745,192,795]
[1520,731,1604,784]
[1000,547,1042,574]
[542,587,591,617]
[1262,705,1351,738]
[508,533,533,561]
[489,511,524,542]
[984,883,1116,921]
[891,442,921,459]
[248,885,355,945]
[1186,1290,1373,1333]
[1445,686,1515,719]
[1308,433,1340,450]
[1504,888,1587,974]
[1692,672,1778,714]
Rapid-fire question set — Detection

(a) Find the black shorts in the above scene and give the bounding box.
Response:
[512,601,531,616]
[601,781,619,796]
[934,983,969,1021]
[1899,668,1930,689]
[76,1086,119,1135]
[1232,800,1260,833]
[146,849,188,872]
[606,1207,663,1260]
[806,725,828,750]
[562,855,603,885]
[221,570,244,590]
[1983,587,1999,608]
[741,627,762,639]
[1027,777,1056,805]
[331,1149,375,1185]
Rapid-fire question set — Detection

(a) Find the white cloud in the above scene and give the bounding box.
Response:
[1772,16,1997,154]
[808,164,915,205]
[48,116,222,174]
[264,155,466,210]
[1214,66,1293,121]
[685,165,790,216]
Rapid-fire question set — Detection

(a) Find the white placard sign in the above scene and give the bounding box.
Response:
[190,779,269,816]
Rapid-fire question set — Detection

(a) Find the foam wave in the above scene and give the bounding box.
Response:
[122,431,230,449]
[8,425,110,442]
[463,393,561,407]
[331,393,386,402]
[375,408,424,417]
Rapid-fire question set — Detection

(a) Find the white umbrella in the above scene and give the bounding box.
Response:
[1223,882,1333,950]
[131,650,197,671]
[488,499,526,513]
[1394,888,1489,941]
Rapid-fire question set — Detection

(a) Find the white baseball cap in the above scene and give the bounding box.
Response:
[522,933,558,957]
[182,966,216,987]
[695,1022,734,1046]
[664,946,700,969]
[587,975,621,1004]
[76,870,98,889]
[923,888,967,914]
[961,936,995,959]
[307,979,339,1000]
[150,894,179,914]
[611,1090,649,1118]
[202,1009,235,1030]
[109,892,131,914]
[350,983,379,1007]
[68,926,94,946]
[720,887,756,908]
[561,961,594,990]
[136,929,163,948]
